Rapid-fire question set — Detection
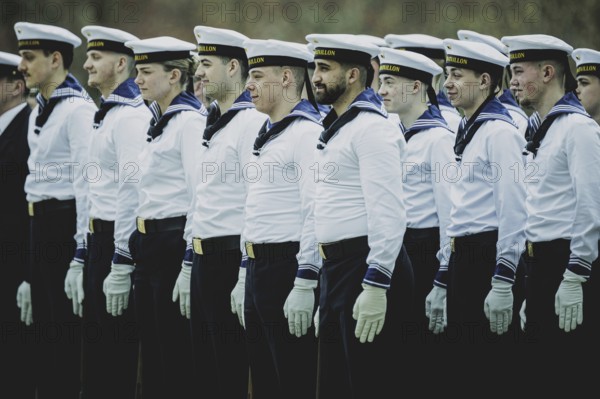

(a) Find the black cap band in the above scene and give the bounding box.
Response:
[313,47,372,67]
[393,47,445,60]
[509,49,568,63]
[134,51,191,64]
[197,43,247,60]
[87,39,133,56]
[18,39,73,53]
[576,63,600,78]
[248,55,307,69]
[378,63,434,85]
[445,54,504,77]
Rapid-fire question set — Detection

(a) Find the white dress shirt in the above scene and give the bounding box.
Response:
[243,108,322,273]
[25,95,95,252]
[88,96,150,263]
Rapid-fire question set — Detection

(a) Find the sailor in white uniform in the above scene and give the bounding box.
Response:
[307,33,413,397]
[15,21,95,399]
[572,48,600,126]
[431,38,527,343]
[376,48,455,341]
[457,29,529,136]
[125,36,206,399]
[503,34,600,343]
[80,25,149,399]
[240,38,321,399]
[385,33,462,133]
[180,25,266,398]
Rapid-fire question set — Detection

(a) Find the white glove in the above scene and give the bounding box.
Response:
[64,260,84,317]
[16,281,33,326]
[519,300,526,332]
[484,278,514,335]
[425,286,447,334]
[283,277,317,337]
[172,263,192,319]
[314,306,320,338]
[554,269,585,332]
[103,263,135,317]
[352,284,387,343]
[230,267,246,328]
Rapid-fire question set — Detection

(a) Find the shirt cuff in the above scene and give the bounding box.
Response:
[567,254,592,279]
[183,248,193,266]
[493,257,517,284]
[362,264,392,289]
[296,264,320,281]
[433,264,448,288]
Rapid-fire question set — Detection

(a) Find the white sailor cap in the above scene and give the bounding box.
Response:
[572,48,600,77]
[443,38,508,76]
[14,22,81,51]
[244,39,312,69]
[457,30,507,55]
[125,37,196,64]
[193,26,248,59]
[384,34,445,59]
[81,26,138,55]
[501,34,573,63]
[0,51,22,78]
[305,34,380,67]
[378,48,442,83]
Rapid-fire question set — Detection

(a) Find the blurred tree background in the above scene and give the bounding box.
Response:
[2,0,599,99]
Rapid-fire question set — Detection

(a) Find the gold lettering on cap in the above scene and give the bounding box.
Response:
[198,45,217,52]
[577,65,597,73]
[135,54,149,61]
[315,49,336,56]
[88,41,105,48]
[510,52,526,60]
[380,64,401,72]
[446,55,468,65]
[248,57,265,66]
[18,40,40,46]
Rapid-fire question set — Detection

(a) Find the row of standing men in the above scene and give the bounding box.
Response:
[2,22,600,399]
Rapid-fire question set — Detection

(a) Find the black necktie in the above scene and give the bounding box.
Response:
[316,107,362,150]
[202,104,243,147]
[146,112,179,142]
[93,102,119,129]
[34,97,61,134]
[453,97,493,161]
[253,116,301,156]
[523,114,560,157]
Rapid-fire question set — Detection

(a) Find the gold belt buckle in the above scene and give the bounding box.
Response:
[28,202,34,216]
[245,242,255,259]
[193,238,203,255]
[89,218,95,233]
[527,242,534,257]
[318,243,327,260]
[136,217,146,234]
[450,237,455,253]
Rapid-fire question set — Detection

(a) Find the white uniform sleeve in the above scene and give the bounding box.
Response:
[565,117,600,277]
[181,112,207,263]
[112,109,148,265]
[431,131,455,268]
[294,121,321,281]
[487,122,528,283]
[356,118,406,289]
[238,112,265,267]
[67,103,94,262]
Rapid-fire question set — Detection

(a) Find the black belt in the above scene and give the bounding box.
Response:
[526,239,571,258]
[405,227,439,240]
[245,241,299,260]
[136,215,186,234]
[318,236,369,260]
[28,198,76,217]
[89,218,115,234]
[193,235,240,255]
[450,230,498,253]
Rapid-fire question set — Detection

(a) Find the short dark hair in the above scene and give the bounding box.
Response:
[340,62,368,87]
[43,48,74,69]
[221,56,249,81]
